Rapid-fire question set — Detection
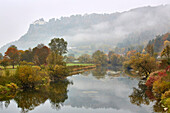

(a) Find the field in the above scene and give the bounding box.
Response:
[66,63,94,66]
[0,63,95,76]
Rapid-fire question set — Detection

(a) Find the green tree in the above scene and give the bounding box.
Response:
[46,51,67,80]
[92,50,107,66]
[49,38,68,55]
[46,51,65,66]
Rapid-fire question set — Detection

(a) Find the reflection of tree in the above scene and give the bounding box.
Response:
[107,66,122,72]
[129,81,150,106]
[0,80,71,113]
[153,100,164,113]
[129,80,164,112]
[48,80,70,109]
[92,67,107,79]
[0,100,10,109]
[81,71,91,76]
[14,90,48,113]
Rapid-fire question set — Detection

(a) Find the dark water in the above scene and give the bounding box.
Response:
[0,68,162,113]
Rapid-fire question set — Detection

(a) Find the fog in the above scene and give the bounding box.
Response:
[0,5,170,53]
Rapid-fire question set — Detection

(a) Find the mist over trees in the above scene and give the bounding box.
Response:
[0,5,170,54]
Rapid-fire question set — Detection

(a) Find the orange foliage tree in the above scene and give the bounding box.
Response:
[5,46,19,69]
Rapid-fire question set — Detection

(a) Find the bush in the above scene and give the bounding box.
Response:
[47,65,69,80]
[153,79,170,96]
[15,66,49,89]
[6,83,18,91]
[162,90,170,100]
[0,83,18,94]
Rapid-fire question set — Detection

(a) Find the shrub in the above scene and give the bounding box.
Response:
[146,76,159,88]
[40,65,45,70]
[28,62,34,66]
[47,65,69,80]
[15,66,48,89]
[162,90,170,100]
[153,79,170,96]
[5,83,18,91]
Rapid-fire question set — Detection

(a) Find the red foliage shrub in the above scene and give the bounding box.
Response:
[145,89,155,100]
[146,76,159,87]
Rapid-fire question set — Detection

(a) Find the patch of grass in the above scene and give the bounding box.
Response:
[0,65,18,69]
[0,69,16,76]
[66,63,94,66]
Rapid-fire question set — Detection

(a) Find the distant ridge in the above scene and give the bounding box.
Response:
[0,5,170,54]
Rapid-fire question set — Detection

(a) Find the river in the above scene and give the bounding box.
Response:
[0,67,162,113]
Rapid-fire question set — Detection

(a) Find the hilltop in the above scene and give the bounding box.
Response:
[0,5,170,54]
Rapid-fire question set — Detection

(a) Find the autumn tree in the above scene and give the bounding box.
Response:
[46,51,68,80]
[146,44,154,56]
[46,51,65,66]
[49,38,68,55]
[161,45,170,65]
[126,50,136,58]
[78,54,92,63]
[126,53,157,78]
[92,50,107,66]
[15,66,48,89]
[20,49,33,62]
[33,44,50,65]
[109,54,124,66]
[5,45,19,69]
[108,51,115,61]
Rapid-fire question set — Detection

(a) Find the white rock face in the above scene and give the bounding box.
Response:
[33,18,47,25]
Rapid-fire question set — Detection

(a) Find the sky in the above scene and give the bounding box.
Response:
[0,0,170,48]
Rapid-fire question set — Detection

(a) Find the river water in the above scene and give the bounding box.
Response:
[0,68,160,113]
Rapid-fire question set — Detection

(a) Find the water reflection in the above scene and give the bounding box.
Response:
[91,67,107,79]
[0,80,70,113]
[129,80,164,112]
[14,90,48,113]
[129,80,150,106]
[0,68,162,113]
[48,81,70,109]
[65,72,152,113]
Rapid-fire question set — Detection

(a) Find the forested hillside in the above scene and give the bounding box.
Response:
[0,5,170,54]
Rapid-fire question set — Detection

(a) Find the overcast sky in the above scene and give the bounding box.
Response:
[0,0,170,48]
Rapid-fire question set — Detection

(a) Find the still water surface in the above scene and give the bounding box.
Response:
[0,68,158,113]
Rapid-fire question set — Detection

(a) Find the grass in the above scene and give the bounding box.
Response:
[0,69,16,76]
[0,65,18,70]
[66,63,94,66]
[0,63,94,76]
